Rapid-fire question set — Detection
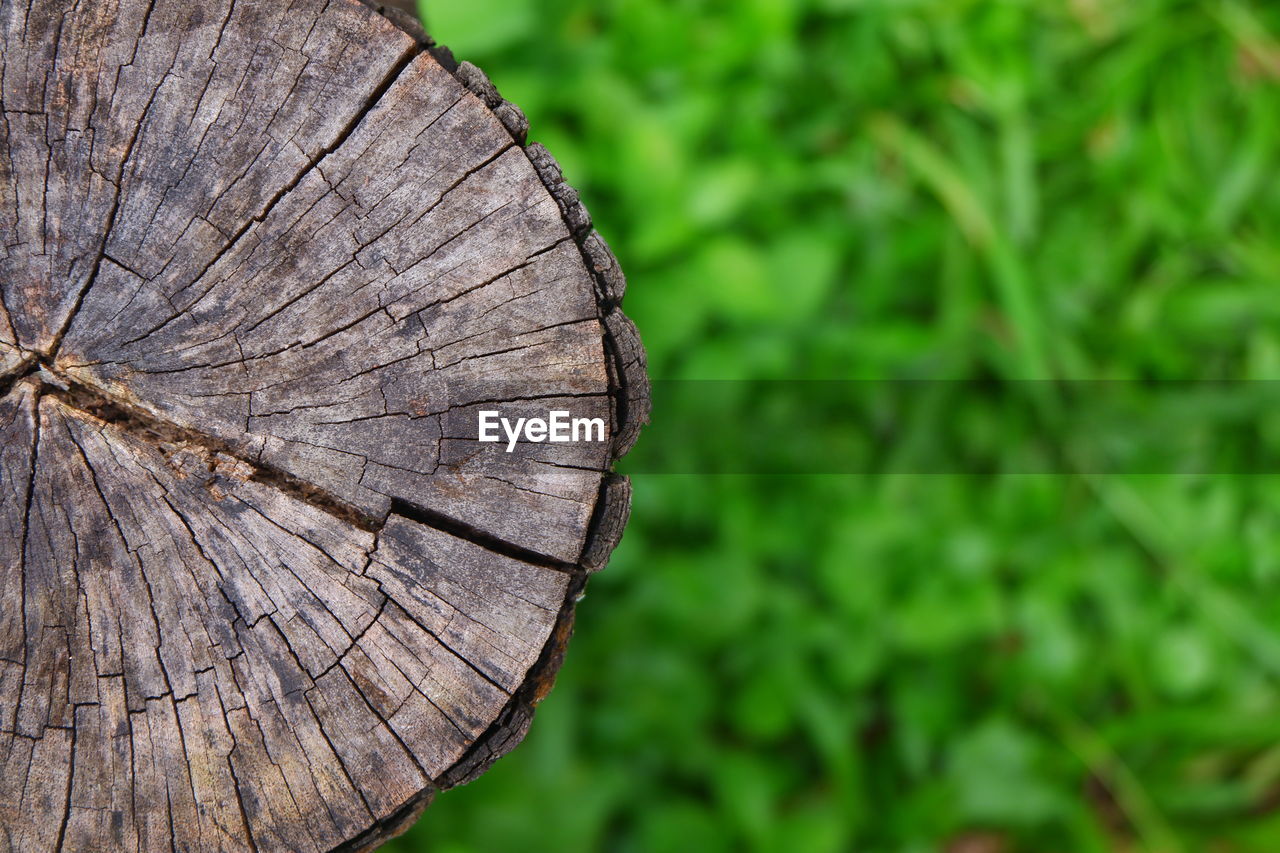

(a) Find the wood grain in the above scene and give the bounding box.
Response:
[0,0,648,849]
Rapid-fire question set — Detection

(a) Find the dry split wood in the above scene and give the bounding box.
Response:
[0,0,647,849]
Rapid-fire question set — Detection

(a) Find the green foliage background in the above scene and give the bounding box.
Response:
[388,1,1280,850]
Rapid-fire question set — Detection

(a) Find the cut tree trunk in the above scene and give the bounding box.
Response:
[0,1,648,850]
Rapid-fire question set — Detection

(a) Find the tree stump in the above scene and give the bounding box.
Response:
[0,1,647,849]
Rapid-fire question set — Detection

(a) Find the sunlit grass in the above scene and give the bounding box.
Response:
[392,1,1280,850]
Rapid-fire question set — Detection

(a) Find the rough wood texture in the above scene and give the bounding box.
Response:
[0,0,648,849]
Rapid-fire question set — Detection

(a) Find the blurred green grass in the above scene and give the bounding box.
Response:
[387,1,1280,850]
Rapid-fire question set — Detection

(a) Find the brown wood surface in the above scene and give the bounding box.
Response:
[0,1,648,849]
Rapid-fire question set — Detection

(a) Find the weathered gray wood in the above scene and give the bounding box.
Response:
[0,1,647,849]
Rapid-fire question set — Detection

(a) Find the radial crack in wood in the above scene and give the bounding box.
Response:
[0,0,647,849]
